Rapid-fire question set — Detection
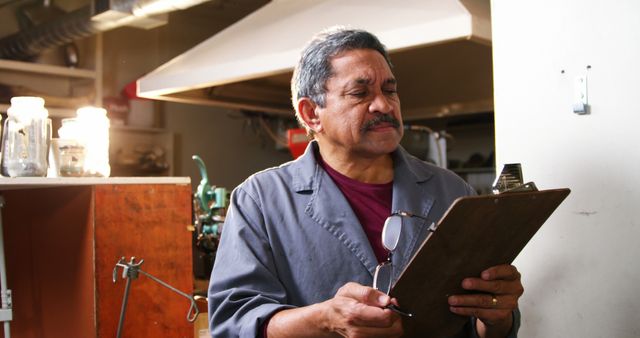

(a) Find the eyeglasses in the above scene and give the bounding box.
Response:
[373,211,435,317]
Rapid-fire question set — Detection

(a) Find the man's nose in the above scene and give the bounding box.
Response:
[369,91,394,115]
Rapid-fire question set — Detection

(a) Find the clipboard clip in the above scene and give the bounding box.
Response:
[492,163,538,194]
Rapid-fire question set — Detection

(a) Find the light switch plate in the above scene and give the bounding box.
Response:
[573,74,589,114]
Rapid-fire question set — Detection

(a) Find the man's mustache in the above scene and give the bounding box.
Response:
[361,114,401,132]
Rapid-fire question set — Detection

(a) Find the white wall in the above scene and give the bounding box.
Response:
[492,1,640,337]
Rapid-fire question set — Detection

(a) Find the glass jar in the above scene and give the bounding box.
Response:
[76,107,110,177]
[1,96,51,177]
[55,118,86,177]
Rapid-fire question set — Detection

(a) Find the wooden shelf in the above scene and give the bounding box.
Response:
[0,59,97,79]
[0,103,77,118]
[0,34,103,112]
[0,176,190,190]
[111,125,168,133]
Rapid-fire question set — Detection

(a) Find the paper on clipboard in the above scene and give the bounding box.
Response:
[389,188,571,337]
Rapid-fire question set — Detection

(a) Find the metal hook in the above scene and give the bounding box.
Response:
[113,257,144,283]
[112,256,201,338]
[136,268,200,322]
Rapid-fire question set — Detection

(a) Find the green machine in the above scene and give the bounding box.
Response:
[191,155,227,277]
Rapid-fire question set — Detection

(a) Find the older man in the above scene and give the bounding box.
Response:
[208,28,522,338]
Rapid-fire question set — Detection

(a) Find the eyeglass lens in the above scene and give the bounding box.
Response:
[373,261,392,294]
[382,215,402,252]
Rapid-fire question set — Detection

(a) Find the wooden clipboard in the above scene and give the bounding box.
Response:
[390,188,571,337]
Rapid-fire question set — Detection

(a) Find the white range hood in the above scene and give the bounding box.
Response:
[137,0,493,120]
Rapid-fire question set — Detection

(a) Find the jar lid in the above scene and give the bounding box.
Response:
[58,118,82,140]
[7,96,48,118]
[10,96,45,106]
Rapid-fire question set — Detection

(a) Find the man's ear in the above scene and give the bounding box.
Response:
[297,97,323,133]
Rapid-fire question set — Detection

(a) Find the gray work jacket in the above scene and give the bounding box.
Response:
[208,141,519,337]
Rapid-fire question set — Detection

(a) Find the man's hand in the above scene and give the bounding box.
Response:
[322,282,404,338]
[447,264,523,338]
[267,282,403,338]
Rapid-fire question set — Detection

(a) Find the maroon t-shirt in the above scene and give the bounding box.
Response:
[318,156,392,264]
[261,155,393,337]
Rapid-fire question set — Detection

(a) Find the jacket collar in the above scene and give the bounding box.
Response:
[291,141,437,277]
[389,147,437,279]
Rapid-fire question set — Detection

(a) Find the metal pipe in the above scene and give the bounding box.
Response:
[0,5,96,60]
[0,0,212,61]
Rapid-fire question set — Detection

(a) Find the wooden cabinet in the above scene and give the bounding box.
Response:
[0,178,193,338]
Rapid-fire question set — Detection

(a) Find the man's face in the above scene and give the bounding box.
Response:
[312,48,403,159]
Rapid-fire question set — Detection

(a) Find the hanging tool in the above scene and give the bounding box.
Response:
[112,257,199,338]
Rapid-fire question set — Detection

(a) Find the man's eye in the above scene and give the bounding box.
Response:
[384,89,398,95]
[350,91,367,97]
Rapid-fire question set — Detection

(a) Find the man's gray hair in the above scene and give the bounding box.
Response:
[291,27,392,133]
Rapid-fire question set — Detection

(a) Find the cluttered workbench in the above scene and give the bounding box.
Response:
[0,177,194,338]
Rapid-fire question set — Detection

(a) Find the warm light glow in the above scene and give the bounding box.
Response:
[7,96,48,119]
[132,0,207,17]
[76,106,111,177]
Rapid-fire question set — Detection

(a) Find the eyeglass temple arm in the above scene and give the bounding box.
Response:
[393,211,429,221]
[393,211,437,231]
